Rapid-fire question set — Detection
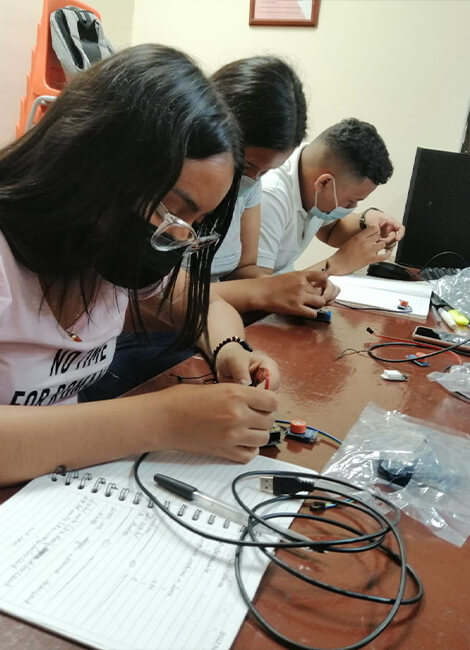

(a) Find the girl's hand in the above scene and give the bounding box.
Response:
[156,383,278,463]
[215,343,280,390]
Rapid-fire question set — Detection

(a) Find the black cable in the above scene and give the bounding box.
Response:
[234,510,415,650]
[241,518,422,608]
[367,338,470,364]
[133,455,423,650]
[133,453,310,549]
[169,371,216,384]
[366,333,470,402]
[232,471,402,548]
[420,250,469,270]
[392,253,468,282]
[386,261,424,281]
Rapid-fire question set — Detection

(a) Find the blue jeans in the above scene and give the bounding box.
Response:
[80,332,196,401]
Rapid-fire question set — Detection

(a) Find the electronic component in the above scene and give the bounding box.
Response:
[377,457,417,487]
[262,420,320,446]
[259,475,316,495]
[285,419,318,443]
[313,309,332,323]
[381,369,408,381]
[264,425,284,447]
[406,353,429,367]
[289,419,307,434]
[397,299,411,312]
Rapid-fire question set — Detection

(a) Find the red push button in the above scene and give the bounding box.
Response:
[290,419,307,434]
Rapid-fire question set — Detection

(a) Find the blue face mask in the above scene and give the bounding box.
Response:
[238,175,259,199]
[309,176,355,222]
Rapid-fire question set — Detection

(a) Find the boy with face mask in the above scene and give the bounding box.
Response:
[256,118,403,276]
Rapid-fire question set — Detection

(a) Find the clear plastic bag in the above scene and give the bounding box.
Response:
[428,363,470,398]
[323,403,470,546]
[431,267,470,318]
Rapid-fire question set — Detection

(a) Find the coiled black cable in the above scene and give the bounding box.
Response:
[134,454,423,650]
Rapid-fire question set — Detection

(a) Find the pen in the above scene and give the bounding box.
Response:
[438,307,457,330]
[431,305,441,324]
[155,473,247,525]
[154,473,311,544]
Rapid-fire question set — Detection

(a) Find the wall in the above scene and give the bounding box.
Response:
[0,0,134,147]
[2,1,469,269]
[132,0,470,267]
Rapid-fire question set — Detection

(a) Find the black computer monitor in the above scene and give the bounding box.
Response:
[395,147,470,269]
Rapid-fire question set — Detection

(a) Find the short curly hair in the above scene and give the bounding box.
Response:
[318,118,393,185]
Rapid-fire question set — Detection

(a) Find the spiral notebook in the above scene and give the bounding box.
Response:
[0,451,310,650]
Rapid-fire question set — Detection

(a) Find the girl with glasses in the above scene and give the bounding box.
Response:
[84,56,337,402]
[0,44,279,485]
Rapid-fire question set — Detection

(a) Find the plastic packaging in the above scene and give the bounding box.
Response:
[428,363,470,399]
[323,403,470,546]
[431,267,470,318]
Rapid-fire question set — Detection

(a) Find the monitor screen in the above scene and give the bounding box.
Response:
[395,147,470,269]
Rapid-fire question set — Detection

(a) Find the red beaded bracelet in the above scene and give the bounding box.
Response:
[212,336,253,363]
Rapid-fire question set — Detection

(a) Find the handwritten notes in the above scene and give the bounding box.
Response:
[0,452,306,650]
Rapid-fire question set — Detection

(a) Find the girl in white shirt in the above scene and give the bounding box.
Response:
[0,44,279,485]
[210,57,339,317]
[211,56,307,281]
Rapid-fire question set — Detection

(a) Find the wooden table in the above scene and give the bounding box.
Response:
[0,305,469,649]
[231,308,470,650]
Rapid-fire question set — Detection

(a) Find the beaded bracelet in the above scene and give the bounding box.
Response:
[212,336,253,364]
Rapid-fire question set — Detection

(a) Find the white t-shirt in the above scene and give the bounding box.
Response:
[0,232,127,406]
[211,178,262,281]
[258,145,324,274]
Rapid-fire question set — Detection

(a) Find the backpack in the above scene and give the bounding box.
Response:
[50,6,114,81]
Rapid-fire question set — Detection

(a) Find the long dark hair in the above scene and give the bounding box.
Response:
[0,44,243,346]
[211,56,307,151]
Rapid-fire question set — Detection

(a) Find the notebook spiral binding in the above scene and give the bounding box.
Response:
[50,467,156,508]
[50,466,238,527]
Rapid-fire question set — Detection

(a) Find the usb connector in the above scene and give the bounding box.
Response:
[260,476,316,496]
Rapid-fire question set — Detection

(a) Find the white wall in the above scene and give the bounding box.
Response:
[2,1,469,269]
[0,0,134,147]
[132,0,470,267]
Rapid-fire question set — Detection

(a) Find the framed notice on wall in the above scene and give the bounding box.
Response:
[249,0,320,27]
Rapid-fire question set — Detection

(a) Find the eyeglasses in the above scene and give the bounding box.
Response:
[150,203,220,253]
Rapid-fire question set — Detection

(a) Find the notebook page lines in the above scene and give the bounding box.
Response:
[0,475,264,650]
[0,453,311,649]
